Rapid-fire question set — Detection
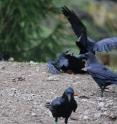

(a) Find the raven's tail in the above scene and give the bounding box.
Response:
[45,102,51,109]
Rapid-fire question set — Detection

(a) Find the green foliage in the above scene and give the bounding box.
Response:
[0,0,117,62]
[0,0,68,61]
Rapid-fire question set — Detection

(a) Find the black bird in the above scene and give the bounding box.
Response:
[45,87,77,124]
[62,6,117,54]
[48,51,86,74]
[48,6,117,75]
[80,52,117,97]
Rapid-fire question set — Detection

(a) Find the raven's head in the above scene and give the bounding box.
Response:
[62,87,74,102]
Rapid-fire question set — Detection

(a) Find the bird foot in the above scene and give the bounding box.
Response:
[98,88,115,93]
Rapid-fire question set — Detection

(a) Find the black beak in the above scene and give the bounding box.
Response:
[67,94,71,102]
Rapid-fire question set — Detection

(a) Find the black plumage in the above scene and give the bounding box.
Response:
[45,87,77,124]
[48,6,117,75]
[48,51,86,74]
[62,6,117,54]
[79,52,117,97]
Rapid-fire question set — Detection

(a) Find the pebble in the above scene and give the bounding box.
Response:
[47,76,59,81]
[83,115,89,120]
[31,112,37,117]
[98,102,105,108]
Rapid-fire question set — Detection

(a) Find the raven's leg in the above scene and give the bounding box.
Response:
[98,87,109,93]
[54,117,58,124]
[65,118,68,124]
[100,86,105,97]
[98,87,109,90]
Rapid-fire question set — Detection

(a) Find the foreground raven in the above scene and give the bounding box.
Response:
[62,6,117,54]
[45,87,77,124]
[48,51,86,74]
[80,52,117,97]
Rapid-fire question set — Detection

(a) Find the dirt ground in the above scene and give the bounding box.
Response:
[0,62,117,124]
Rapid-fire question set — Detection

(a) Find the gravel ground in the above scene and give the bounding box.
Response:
[0,62,117,124]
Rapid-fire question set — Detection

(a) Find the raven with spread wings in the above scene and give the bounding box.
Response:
[62,6,117,54]
[48,6,117,74]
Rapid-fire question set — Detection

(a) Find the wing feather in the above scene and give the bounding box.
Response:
[94,37,117,52]
[62,6,87,46]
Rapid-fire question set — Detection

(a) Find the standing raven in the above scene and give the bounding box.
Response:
[62,6,117,54]
[80,52,117,97]
[45,87,77,124]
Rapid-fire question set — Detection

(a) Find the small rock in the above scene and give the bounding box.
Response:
[103,111,108,116]
[8,57,14,62]
[94,113,101,118]
[70,116,78,121]
[105,100,113,107]
[31,112,37,117]
[1,66,5,70]
[83,115,89,120]
[29,61,37,64]
[98,102,105,108]
[12,77,25,82]
[47,76,59,81]
[17,77,25,81]
[84,110,89,115]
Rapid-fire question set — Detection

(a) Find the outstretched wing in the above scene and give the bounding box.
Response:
[62,6,87,47]
[47,53,69,74]
[94,37,117,52]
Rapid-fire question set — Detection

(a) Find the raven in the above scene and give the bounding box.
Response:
[80,52,117,97]
[48,6,117,74]
[62,6,117,54]
[48,51,86,74]
[45,87,77,124]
